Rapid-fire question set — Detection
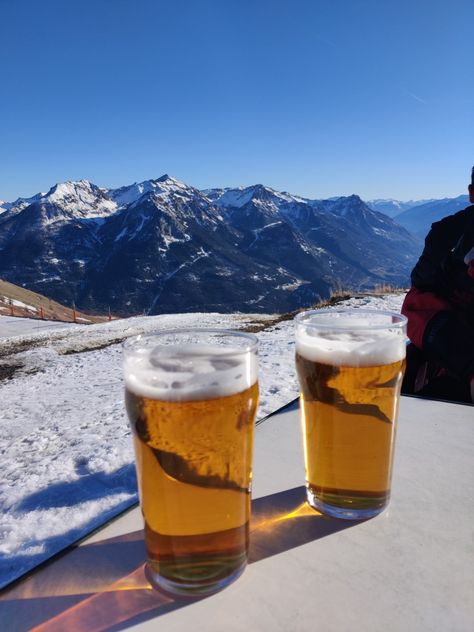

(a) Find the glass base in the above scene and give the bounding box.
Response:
[145,559,247,598]
[306,486,389,520]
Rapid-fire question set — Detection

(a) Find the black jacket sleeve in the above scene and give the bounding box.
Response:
[411,207,474,296]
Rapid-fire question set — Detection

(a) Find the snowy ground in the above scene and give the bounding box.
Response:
[0,316,79,338]
[0,294,405,589]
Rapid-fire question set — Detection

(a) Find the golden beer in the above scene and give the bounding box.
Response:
[123,330,258,595]
[295,310,407,520]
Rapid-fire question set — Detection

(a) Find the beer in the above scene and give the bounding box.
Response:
[295,310,406,520]
[123,332,258,595]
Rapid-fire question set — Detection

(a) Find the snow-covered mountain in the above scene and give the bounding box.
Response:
[0,180,116,225]
[0,176,421,315]
[0,191,45,217]
[366,198,436,218]
[42,180,117,218]
[107,174,199,209]
[205,184,308,210]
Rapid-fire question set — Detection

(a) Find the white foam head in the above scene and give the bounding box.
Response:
[295,310,407,367]
[124,338,258,401]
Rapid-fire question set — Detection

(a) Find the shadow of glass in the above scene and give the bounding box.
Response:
[0,486,359,632]
[15,465,137,513]
[0,497,138,592]
[0,465,138,590]
[249,485,356,563]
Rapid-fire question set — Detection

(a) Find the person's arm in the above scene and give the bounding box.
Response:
[402,288,474,385]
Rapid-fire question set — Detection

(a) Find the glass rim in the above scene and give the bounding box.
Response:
[123,327,259,355]
[295,308,407,331]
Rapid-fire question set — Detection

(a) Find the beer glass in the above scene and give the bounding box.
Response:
[123,329,259,596]
[295,309,407,520]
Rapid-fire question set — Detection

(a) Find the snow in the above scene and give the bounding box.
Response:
[0,192,45,216]
[210,185,307,209]
[36,275,62,283]
[276,281,305,291]
[113,225,130,242]
[147,250,210,313]
[246,222,283,249]
[372,227,389,237]
[10,299,37,310]
[0,293,405,589]
[213,188,258,208]
[0,316,78,338]
[109,182,156,208]
[39,180,117,219]
[162,233,186,247]
[2,176,201,220]
[369,198,435,209]
[0,297,41,319]
[109,175,196,209]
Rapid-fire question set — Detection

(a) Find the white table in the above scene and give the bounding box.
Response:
[1,396,473,632]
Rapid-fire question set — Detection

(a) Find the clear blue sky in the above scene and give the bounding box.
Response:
[0,0,473,201]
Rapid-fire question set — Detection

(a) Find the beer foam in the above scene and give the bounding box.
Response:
[296,327,406,367]
[124,344,258,401]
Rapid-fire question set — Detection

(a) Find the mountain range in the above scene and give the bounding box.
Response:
[366,198,436,218]
[0,175,449,315]
[387,195,470,239]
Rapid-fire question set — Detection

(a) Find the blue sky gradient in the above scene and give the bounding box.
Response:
[0,0,473,201]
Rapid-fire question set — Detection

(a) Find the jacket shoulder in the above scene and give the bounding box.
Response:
[410,205,473,291]
[427,205,473,243]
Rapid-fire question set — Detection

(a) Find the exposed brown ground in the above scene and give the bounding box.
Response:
[0,279,110,324]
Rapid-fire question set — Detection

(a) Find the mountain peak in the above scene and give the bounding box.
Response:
[107,175,192,208]
[152,174,188,189]
[208,183,306,209]
[325,194,371,219]
[38,179,117,218]
[47,179,94,198]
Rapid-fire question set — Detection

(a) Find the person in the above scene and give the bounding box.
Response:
[401,167,474,404]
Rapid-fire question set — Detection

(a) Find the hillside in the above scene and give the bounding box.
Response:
[0,279,109,323]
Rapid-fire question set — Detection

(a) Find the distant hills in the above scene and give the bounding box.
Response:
[366,198,436,218]
[0,175,466,315]
[367,199,437,219]
[367,195,470,238]
[388,195,469,239]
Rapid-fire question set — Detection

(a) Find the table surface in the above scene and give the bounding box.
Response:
[1,396,473,632]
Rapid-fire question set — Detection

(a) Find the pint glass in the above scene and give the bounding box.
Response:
[295,310,407,520]
[123,329,259,595]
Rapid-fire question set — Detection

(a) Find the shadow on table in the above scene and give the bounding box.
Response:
[0,486,359,632]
